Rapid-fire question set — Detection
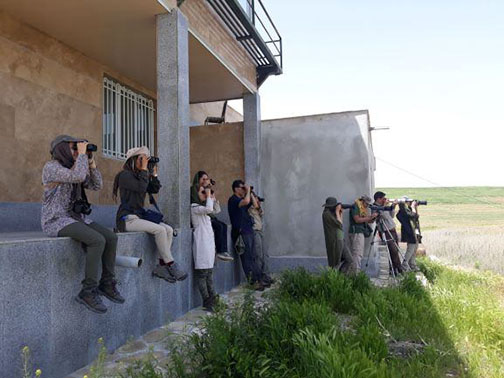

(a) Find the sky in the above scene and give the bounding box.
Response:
[232,0,504,187]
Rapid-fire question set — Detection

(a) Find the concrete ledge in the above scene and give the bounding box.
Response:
[0,229,242,378]
[269,256,329,273]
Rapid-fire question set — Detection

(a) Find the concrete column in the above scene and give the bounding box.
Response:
[156,11,190,228]
[243,92,261,192]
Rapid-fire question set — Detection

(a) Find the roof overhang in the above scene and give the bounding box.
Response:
[0,0,251,101]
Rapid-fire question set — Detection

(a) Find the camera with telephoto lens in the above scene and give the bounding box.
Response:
[73,199,92,215]
[369,204,395,212]
[391,198,428,206]
[338,203,354,210]
[71,143,98,152]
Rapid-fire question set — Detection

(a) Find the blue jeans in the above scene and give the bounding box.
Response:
[233,229,262,283]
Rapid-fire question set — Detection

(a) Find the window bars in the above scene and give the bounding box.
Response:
[102,77,155,160]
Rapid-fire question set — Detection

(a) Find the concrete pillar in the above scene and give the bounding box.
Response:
[156,11,190,228]
[243,92,261,192]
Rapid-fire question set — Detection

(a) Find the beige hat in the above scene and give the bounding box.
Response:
[360,195,373,204]
[126,146,150,161]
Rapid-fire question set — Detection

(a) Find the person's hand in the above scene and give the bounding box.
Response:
[77,142,88,155]
[244,184,250,192]
[370,213,379,221]
[205,187,212,195]
[88,157,97,169]
[139,155,149,171]
[153,165,158,177]
[412,200,418,208]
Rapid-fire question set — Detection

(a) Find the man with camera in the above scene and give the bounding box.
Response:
[42,135,124,314]
[228,180,266,291]
[397,199,422,272]
[373,191,403,275]
[348,195,378,274]
[249,188,273,285]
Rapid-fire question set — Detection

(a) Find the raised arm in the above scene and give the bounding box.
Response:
[83,157,103,191]
[43,154,89,184]
[192,197,214,215]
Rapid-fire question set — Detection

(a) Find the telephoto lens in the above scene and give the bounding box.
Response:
[339,203,353,210]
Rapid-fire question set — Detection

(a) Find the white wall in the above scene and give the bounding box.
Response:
[261,110,375,257]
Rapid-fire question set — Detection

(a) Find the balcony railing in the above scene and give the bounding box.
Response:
[207,0,283,86]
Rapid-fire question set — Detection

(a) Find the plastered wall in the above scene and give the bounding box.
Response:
[261,111,375,257]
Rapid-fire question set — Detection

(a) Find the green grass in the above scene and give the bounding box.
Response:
[376,186,504,205]
[129,260,503,378]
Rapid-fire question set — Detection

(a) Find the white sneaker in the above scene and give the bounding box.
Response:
[217,252,234,262]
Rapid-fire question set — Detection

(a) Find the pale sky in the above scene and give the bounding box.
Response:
[232,0,504,187]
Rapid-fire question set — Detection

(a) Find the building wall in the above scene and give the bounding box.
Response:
[0,12,243,206]
[180,0,257,92]
[190,122,244,205]
[261,111,375,257]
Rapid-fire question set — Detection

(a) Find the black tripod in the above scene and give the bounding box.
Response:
[364,215,405,278]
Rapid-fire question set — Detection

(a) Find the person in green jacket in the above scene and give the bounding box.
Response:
[322,197,345,269]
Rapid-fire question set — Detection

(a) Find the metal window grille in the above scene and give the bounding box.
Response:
[102,77,155,160]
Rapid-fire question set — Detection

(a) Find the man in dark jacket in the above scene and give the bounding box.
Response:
[396,200,420,272]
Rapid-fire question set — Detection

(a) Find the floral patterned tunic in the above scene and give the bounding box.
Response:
[41,154,103,236]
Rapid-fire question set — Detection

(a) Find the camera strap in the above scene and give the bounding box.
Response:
[148,193,162,213]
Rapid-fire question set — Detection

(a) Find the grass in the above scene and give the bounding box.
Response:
[121,262,504,378]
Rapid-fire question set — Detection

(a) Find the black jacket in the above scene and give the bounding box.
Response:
[396,204,419,244]
[115,170,160,231]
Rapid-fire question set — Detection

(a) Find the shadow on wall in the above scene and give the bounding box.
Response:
[261,111,374,257]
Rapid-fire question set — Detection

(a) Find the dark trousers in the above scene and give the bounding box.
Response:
[232,229,262,283]
[59,221,117,292]
[379,228,403,272]
[211,217,228,254]
[195,268,215,301]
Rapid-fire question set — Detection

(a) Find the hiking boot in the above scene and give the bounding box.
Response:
[75,289,107,314]
[152,264,176,283]
[217,252,234,262]
[202,297,214,312]
[253,281,265,291]
[98,281,125,304]
[166,263,188,281]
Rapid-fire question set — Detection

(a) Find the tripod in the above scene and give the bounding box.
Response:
[364,215,405,278]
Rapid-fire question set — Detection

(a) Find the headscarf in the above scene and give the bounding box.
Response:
[52,142,75,169]
[191,171,207,205]
[112,156,139,201]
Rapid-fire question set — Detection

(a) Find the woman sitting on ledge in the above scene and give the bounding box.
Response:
[113,146,187,283]
[41,135,124,315]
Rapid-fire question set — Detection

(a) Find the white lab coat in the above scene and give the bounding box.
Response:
[191,198,221,269]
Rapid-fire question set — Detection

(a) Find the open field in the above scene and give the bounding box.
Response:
[378,187,504,275]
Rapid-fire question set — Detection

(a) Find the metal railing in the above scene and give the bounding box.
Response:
[103,77,155,160]
[207,0,283,85]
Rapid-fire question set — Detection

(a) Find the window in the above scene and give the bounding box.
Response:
[102,77,155,159]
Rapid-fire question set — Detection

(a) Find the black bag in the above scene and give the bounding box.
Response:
[138,193,164,224]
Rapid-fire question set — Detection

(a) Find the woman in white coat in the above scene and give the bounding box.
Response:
[191,185,221,311]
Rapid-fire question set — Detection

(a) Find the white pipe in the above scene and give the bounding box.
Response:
[115,255,143,268]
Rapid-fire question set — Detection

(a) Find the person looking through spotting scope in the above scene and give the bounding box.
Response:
[373,191,403,275]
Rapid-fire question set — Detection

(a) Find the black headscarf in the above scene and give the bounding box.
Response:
[191,171,207,205]
[52,142,75,169]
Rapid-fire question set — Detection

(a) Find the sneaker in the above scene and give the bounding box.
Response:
[98,281,125,304]
[75,289,107,314]
[152,264,176,283]
[217,252,234,262]
[166,263,188,281]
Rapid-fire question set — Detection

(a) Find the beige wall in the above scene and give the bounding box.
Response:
[190,101,243,125]
[190,122,244,204]
[0,12,243,205]
[180,0,257,92]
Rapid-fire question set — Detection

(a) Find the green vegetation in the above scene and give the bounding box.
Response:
[139,261,503,378]
[377,186,504,205]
